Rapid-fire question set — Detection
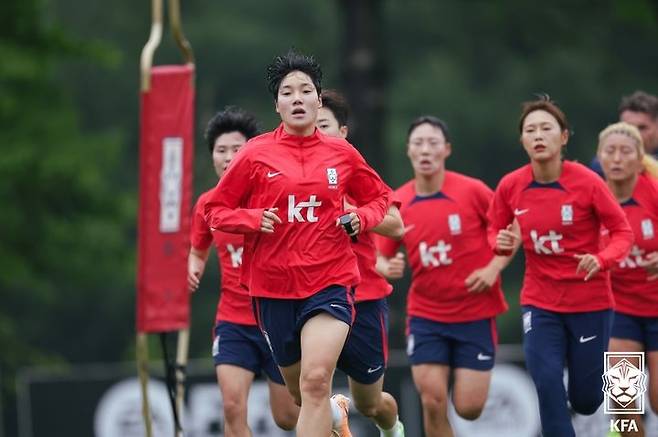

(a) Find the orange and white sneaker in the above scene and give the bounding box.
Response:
[330,394,352,437]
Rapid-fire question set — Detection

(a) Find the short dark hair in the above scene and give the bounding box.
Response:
[266,49,322,100]
[407,115,451,142]
[519,94,569,133]
[618,90,658,119]
[320,89,350,127]
[204,106,260,153]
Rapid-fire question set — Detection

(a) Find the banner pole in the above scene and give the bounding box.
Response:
[136,333,153,437]
[175,328,190,437]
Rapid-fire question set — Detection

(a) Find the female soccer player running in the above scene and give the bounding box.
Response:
[188,107,299,435]
[597,122,658,433]
[317,89,406,437]
[377,116,511,437]
[204,50,392,437]
[489,96,633,437]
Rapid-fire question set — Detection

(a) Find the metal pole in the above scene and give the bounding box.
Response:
[140,0,163,92]
[136,333,153,437]
[168,0,194,65]
[175,328,190,437]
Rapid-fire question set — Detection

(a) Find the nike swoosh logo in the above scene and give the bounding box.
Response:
[514,208,529,216]
[477,353,492,361]
[579,335,597,343]
[267,171,282,178]
[330,304,346,311]
[367,365,382,374]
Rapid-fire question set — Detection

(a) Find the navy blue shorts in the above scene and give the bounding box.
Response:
[612,311,658,351]
[212,321,285,385]
[253,285,355,367]
[407,316,497,371]
[337,298,389,384]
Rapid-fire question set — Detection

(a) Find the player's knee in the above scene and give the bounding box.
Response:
[272,409,298,431]
[453,400,484,421]
[300,367,331,400]
[353,397,379,418]
[420,391,449,416]
[222,396,246,423]
[531,367,562,392]
[570,392,603,416]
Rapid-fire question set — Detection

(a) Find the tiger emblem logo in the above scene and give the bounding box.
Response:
[602,358,647,408]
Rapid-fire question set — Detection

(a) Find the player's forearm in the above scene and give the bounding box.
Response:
[206,206,264,233]
[356,185,393,233]
[188,247,210,282]
[371,206,404,240]
[189,247,210,263]
[487,253,515,273]
[597,226,634,270]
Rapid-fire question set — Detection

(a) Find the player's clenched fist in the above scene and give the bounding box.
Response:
[496,224,520,253]
[376,252,405,279]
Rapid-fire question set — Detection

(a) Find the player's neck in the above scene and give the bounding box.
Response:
[415,170,444,195]
[531,158,562,183]
[607,174,637,203]
[283,122,315,137]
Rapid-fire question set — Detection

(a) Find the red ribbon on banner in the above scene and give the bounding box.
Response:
[136,64,194,333]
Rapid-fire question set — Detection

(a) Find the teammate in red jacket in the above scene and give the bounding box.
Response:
[188,107,299,434]
[317,89,406,437]
[204,50,391,437]
[597,121,658,421]
[489,96,633,437]
[377,116,511,436]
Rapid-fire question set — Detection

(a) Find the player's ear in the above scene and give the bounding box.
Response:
[445,142,452,158]
[339,126,348,139]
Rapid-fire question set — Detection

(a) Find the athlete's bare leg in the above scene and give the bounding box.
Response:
[217,364,255,437]
[609,338,645,437]
[280,313,350,437]
[349,376,398,429]
[452,368,492,420]
[412,364,453,437]
[649,350,658,415]
[267,378,299,430]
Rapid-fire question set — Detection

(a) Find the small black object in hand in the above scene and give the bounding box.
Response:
[339,214,358,243]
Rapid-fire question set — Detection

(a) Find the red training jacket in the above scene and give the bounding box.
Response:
[204,124,391,299]
[488,161,633,313]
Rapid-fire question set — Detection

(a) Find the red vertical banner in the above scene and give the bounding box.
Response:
[136,64,194,333]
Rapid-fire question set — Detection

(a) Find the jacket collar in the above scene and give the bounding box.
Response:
[274,123,322,148]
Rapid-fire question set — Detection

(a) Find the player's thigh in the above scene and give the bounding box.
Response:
[300,312,350,374]
[648,351,658,414]
[411,363,450,401]
[216,364,255,406]
[608,337,643,353]
[610,311,644,349]
[278,361,302,403]
[348,375,384,412]
[452,367,492,417]
[338,299,388,385]
[267,378,299,429]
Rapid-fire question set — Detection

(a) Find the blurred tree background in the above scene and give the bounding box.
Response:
[2,0,658,434]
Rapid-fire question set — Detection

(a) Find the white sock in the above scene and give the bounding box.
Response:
[377,416,403,437]
[329,397,343,429]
